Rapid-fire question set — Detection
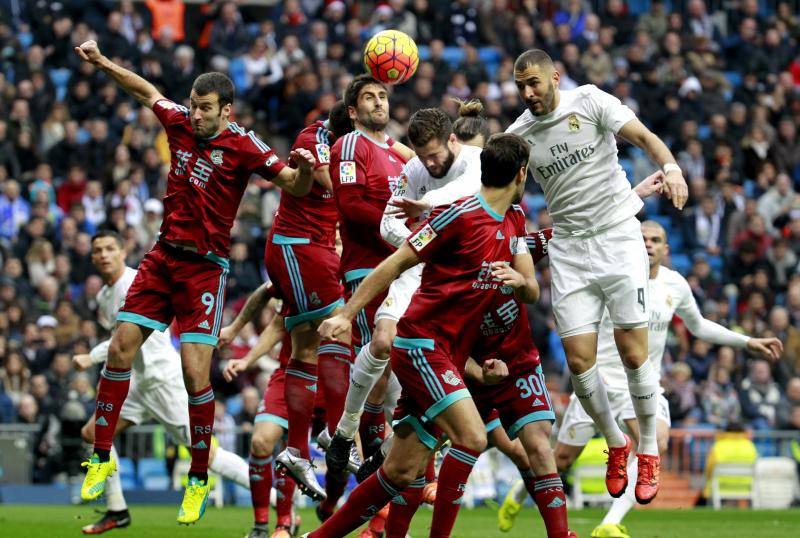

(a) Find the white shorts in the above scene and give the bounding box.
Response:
[120,378,190,445]
[374,264,423,323]
[550,217,649,337]
[556,391,670,447]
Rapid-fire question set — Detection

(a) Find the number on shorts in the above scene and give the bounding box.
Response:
[201,292,215,315]
[516,373,544,399]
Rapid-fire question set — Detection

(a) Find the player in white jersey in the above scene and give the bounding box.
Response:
[326,106,483,473]
[72,231,250,534]
[506,48,689,503]
[549,221,780,538]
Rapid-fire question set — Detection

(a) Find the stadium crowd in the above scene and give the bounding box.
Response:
[0,0,799,481]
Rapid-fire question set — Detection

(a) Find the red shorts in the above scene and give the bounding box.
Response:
[484,408,502,433]
[390,336,471,449]
[265,235,344,332]
[118,242,228,346]
[255,367,288,429]
[468,353,555,440]
[345,272,387,352]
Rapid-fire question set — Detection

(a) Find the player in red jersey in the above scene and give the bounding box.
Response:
[73,40,315,524]
[309,134,537,538]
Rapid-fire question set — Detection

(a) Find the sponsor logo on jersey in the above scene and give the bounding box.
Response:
[535,142,595,180]
[409,223,437,250]
[315,143,330,164]
[441,370,461,386]
[568,114,580,132]
[474,261,514,294]
[265,155,279,167]
[339,161,357,184]
[198,320,211,330]
[210,149,224,165]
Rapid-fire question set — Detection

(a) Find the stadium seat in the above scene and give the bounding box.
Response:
[142,475,170,491]
[667,232,684,252]
[137,457,168,484]
[723,71,742,89]
[753,457,799,508]
[228,57,249,92]
[118,457,137,489]
[49,68,72,102]
[669,253,691,275]
[705,433,758,509]
[650,214,673,231]
[697,124,711,140]
[619,158,634,183]
[569,437,612,509]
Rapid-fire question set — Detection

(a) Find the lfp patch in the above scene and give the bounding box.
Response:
[409,223,437,251]
[315,143,330,164]
[339,161,357,184]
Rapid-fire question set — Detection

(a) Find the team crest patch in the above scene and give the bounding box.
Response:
[568,114,580,132]
[340,161,357,184]
[409,223,437,250]
[210,149,224,165]
[441,370,461,386]
[666,294,673,308]
[315,143,330,164]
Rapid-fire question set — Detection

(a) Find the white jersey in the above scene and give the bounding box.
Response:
[90,267,182,390]
[506,85,642,234]
[596,266,750,391]
[380,144,483,247]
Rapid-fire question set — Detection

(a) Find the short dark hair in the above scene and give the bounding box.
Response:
[480,133,529,188]
[344,74,386,109]
[514,49,555,73]
[407,108,452,147]
[327,100,352,139]
[91,230,124,248]
[452,98,489,145]
[192,72,235,107]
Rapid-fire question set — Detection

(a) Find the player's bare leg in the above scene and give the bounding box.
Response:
[562,332,630,498]
[275,321,327,500]
[490,425,533,533]
[81,322,149,502]
[554,442,588,473]
[517,421,572,537]
[594,418,669,538]
[613,326,660,503]
[328,318,396,475]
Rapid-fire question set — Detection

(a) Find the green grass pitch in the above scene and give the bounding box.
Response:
[1,505,799,537]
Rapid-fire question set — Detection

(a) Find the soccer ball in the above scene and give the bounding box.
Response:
[363,30,419,85]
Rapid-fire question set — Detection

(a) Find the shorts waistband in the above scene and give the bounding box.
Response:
[553,215,634,239]
[159,241,229,269]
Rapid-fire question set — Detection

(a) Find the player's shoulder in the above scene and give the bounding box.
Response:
[656,265,691,291]
[427,195,483,230]
[332,130,363,159]
[403,156,429,180]
[459,144,483,161]
[297,120,330,145]
[506,109,535,134]
[153,98,189,116]
[226,122,274,153]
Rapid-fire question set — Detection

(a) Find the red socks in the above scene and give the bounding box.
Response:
[249,453,273,524]
[308,467,400,538]
[520,467,537,498]
[188,385,215,476]
[285,359,318,459]
[359,401,386,460]
[431,445,480,537]
[534,474,570,538]
[93,366,131,454]
[386,476,426,538]
[275,470,296,527]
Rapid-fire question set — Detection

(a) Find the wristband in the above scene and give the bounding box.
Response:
[663,163,681,175]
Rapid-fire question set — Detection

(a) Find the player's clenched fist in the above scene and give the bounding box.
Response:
[290,148,315,171]
[490,261,525,289]
[318,314,352,343]
[223,358,248,382]
[72,354,93,372]
[74,40,104,65]
[482,359,508,385]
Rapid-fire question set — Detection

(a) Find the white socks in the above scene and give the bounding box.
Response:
[571,364,626,447]
[105,445,127,512]
[384,371,402,420]
[209,446,250,488]
[512,478,528,505]
[625,360,659,456]
[337,345,389,438]
[602,456,638,524]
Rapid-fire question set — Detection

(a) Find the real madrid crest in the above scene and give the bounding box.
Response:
[568,114,580,132]
[210,149,224,165]
[666,294,673,308]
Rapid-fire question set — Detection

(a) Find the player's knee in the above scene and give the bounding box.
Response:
[370,333,392,360]
[107,338,134,367]
[451,429,487,454]
[526,437,554,466]
[382,459,418,488]
[554,447,575,473]
[250,433,274,457]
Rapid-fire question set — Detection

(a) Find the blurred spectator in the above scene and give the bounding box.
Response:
[664,362,700,425]
[738,359,784,430]
[702,360,742,430]
[0,349,30,406]
[235,386,260,432]
[769,306,800,379]
[777,377,800,428]
[0,179,31,242]
[210,1,249,61]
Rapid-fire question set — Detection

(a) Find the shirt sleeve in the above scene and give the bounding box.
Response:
[673,274,750,347]
[240,131,286,180]
[381,171,413,247]
[292,129,330,170]
[584,85,636,134]
[151,98,190,129]
[525,228,553,263]
[89,339,111,365]
[331,137,368,190]
[421,166,483,209]
[406,206,456,263]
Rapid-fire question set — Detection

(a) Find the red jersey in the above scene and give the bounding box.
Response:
[398,195,529,366]
[152,98,286,258]
[330,130,406,280]
[472,297,541,372]
[271,120,337,246]
[277,332,291,368]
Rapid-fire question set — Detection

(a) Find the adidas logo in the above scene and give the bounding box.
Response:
[306,383,317,393]
[496,230,505,240]
[250,475,264,481]
[547,497,565,508]
[532,398,544,407]
[192,440,208,450]
[198,320,211,330]
[96,416,109,427]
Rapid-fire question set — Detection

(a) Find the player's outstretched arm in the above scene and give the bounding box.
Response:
[493,251,539,303]
[218,283,277,347]
[745,337,784,362]
[223,314,287,382]
[272,148,316,197]
[74,40,164,109]
[634,170,665,199]
[618,118,688,210]
[319,244,420,342]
